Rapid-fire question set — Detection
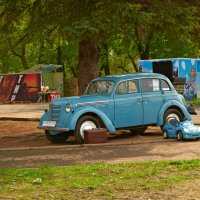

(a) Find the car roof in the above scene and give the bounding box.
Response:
[94,73,168,82]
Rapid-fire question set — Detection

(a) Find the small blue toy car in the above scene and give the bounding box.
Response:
[163,118,200,141]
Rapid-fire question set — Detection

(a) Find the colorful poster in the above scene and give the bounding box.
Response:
[184,65,197,100]
[0,73,41,103]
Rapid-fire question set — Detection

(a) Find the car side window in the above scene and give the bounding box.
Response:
[128,79,139,93]
[161,79,171,91]
[116,81,127,94]
[141,78,160,92]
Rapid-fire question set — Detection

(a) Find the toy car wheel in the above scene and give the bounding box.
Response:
[45,130,70,143]
[177,131,184,141]
[74,115,100,143]
[163,130,169,139]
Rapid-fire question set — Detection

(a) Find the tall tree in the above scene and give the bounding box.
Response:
[0,0,199,92]
[119,0,198,67]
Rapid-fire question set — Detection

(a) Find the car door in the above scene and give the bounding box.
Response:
[141,78,164,125]
[114,79,143,128]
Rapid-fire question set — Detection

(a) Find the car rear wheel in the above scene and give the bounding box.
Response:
[161,109,184,130]
[45,130,70,143]
[130,127,147,134]
[163,129,169,139]
[177,131,184,141]
[74,116,100,144]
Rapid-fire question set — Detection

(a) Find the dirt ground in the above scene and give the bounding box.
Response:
[0,120,165,149]
[0,121,50,148]
[1,121,200,199]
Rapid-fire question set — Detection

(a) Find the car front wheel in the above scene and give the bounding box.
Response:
[45,130,70,143]
[74,116,100,143]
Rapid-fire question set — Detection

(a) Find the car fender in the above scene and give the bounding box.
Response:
[39,110,51,126]
[68,107,116,132]
[157,100,192,125]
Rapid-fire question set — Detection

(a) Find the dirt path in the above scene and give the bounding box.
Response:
[1,140,200,168]
[1,121,200,168]
[0,121,164,148]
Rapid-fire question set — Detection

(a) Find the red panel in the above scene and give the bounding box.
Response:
[0,73,41,102]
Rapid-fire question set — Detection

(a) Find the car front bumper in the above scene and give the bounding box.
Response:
[38,126,70,132]
[184,132,200,139]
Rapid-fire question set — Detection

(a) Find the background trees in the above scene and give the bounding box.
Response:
[0,0,199,93]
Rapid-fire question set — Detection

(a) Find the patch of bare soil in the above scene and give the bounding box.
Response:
[0,121,50,148]
[115,179,200,200]
[0,121,163,149]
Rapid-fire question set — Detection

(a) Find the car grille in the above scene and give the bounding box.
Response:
[51,104,62,125]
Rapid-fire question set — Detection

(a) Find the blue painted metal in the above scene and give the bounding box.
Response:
[157,100,192,125]
[68,107,116,132]
[163,120,200,140]
[138,58,200,100]
[39,73,192,136]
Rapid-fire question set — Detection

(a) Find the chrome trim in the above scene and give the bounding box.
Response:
[76,101,109,107]
[51,104,61,122]
[38,126,69,131]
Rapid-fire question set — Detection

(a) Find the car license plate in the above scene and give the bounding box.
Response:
[42,121,56,127]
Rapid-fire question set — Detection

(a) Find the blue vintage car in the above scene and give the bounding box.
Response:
[163,118,200,140]
[38,73,192,143]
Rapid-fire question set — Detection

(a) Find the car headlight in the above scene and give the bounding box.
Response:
[184,128,189,133]
[66,104,71,112]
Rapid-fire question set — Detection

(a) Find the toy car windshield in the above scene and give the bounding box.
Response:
[168,118,179,126]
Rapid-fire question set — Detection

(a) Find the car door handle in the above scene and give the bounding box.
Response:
[137,98,143,102]
[143,98,149,101]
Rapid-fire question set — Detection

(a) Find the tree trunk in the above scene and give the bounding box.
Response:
[102,43,110,75]
[57,39,62,65]
[21,43,28,69]
[38,39,45,64]
[78,39,99,95]
[128,54,138,72]
[135,27,153,60]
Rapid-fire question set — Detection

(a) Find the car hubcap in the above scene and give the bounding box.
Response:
[80,121,96,138]
[166,114,180,122]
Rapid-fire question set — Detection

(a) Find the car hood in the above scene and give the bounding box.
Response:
[51,95,111,107]
[181,122,200,131]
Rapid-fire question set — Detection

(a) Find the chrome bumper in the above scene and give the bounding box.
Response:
[37,126,69,131]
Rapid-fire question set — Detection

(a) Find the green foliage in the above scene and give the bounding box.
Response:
[150,32,200,58]
[0,0,200,75]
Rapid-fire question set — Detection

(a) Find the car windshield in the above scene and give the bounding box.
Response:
[85,80,114,95]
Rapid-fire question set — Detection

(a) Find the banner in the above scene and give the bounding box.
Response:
[0,73,41,103]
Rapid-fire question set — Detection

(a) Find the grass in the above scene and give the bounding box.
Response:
[185,97,200,106]
[1,160,200,199]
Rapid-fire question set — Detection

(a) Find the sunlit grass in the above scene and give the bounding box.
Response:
[1,160,200,199]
